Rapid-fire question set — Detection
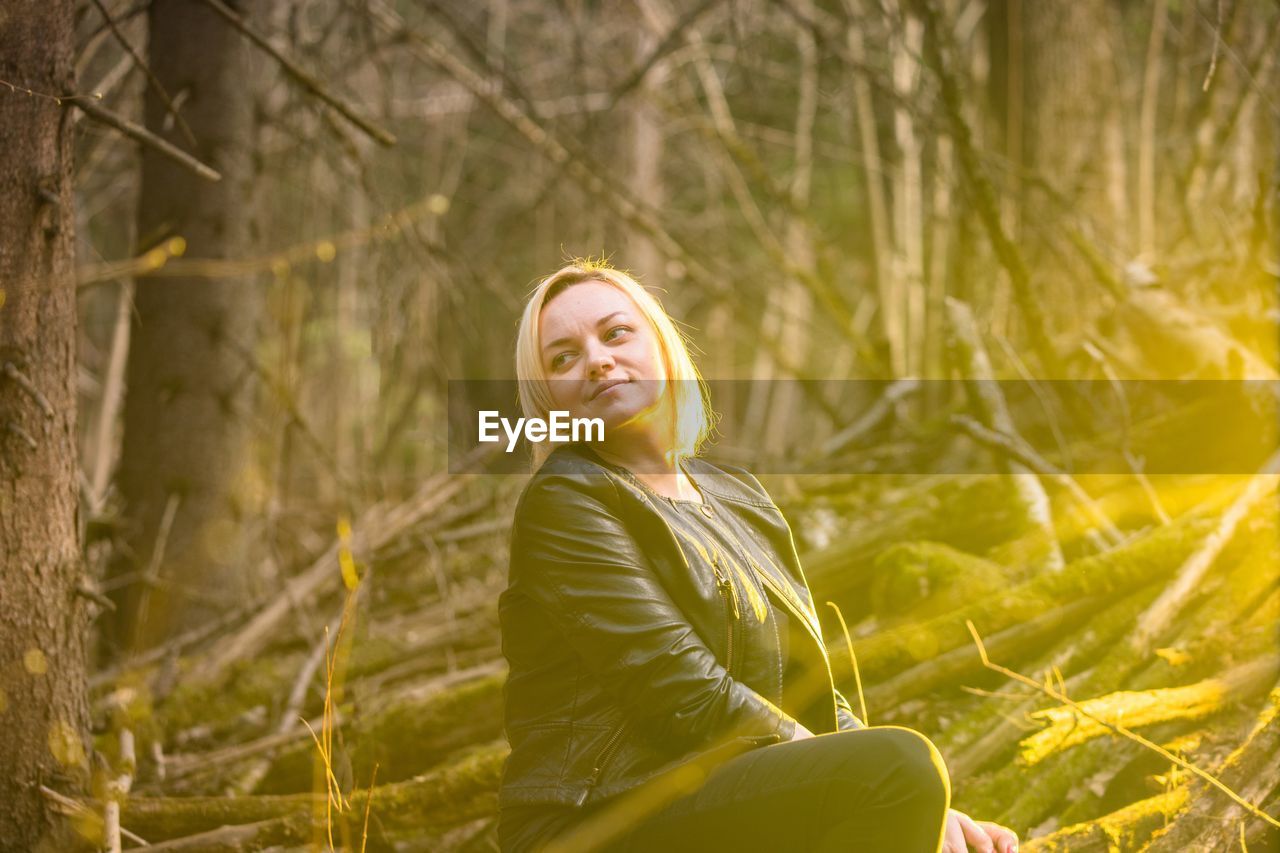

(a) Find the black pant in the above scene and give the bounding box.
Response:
[549,726,951,852]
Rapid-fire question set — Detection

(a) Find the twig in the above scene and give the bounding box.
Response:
[820,379,919,458]
[950,414,1123,546]
[606,0,721,109]
[129,493,182,652]
[88,279,133,512]
[63,94,221,182]
[87,0,198,149]
[958,685,1034,701]
[965,619,1280,831]
[103,693,138,853]
[913,0,1062,378]
[826,601,869,727]
[91,601,256,690]
[360,763,379,853]
[38,784,148,846]
[5,421,37,450]
[75,583,117,612]
[1204,0,1225,90]
[193,0,396,147]
[3,361,55,418]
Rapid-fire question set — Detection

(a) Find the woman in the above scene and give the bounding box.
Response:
[496,260,1018,853]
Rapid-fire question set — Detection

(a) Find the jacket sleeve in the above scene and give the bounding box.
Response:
[510,472,799,753]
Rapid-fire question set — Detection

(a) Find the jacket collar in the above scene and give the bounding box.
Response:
[539,443,827,646]
[545,443,774,508]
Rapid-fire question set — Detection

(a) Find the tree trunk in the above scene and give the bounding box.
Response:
[0,3,93,850]
[103,0,261,658]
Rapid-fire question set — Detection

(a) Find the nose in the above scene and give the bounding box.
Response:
[585,343,616,378]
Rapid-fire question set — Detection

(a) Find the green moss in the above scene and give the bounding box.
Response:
[253,669,506,794]
[869,541,1009,623]
[836,511,1217,683]
[1026,788,1188,852]
[160,651,307,744]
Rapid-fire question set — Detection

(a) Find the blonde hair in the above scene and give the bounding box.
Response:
[514,258,715,472]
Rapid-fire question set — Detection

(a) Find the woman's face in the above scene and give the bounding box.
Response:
[538,280,668,436]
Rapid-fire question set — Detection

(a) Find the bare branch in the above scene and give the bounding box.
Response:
[950,414,1123,546]
[87,0,198,149]
[3,361,55,418]
[193,0,397,147]
[63,94,222,182]
[914,0,1063,378]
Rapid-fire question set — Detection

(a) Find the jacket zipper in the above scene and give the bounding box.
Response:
[713,557,740,675]
[580,718,629,804]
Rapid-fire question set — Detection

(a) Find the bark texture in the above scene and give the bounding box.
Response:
[104,0,261,657]
[0,2,93,849]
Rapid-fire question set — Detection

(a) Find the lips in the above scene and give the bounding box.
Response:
[589,378,630,401]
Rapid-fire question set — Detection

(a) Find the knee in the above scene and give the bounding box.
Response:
[878,727,950,807]
[816,726,951,804]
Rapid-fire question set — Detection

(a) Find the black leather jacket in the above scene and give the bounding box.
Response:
[497,444,865,812]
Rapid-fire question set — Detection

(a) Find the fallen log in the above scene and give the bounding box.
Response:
[1019,653,1280,765]
[252,666,505,795]
[1129,447,1280,654]
[1021,788,1189,852]
[986,535,1277,832]
[940,584,1161,780]
[157,663,504,797]
[190,449,494,685]
[866,594,1101,713]
[1144,681,1280,850]
[833,509,1218,684]
[949,516,1274,823]
[121,739,506,844]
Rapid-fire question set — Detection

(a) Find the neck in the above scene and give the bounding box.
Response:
[590,437,701,503]
[591,434,676,475]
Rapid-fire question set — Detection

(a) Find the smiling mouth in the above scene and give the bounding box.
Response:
[589,379,629,401]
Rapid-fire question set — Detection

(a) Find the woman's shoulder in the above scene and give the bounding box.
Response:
[684,456,777,508]
[515,445,623,515]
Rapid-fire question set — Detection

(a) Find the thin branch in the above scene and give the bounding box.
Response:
[3,362,55,418]
[1204,0,1225,91]
[965,619,1280,831]
[821,379,919,458]
[63,94,222,182]
[87,0,198,149]
[193,0,396,147]
[913,0,1063,378]
[950,414,1123,546]
[606,0,721,109]
[75,583,117,612]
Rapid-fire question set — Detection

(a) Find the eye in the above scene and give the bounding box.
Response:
[605,325,632,341]
[550,351,575,371]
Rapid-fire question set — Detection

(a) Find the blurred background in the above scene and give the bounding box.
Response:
[1,0,1277,849]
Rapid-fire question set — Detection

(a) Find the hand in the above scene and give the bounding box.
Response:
[942,808,1018,853]
[788,722,816,742]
